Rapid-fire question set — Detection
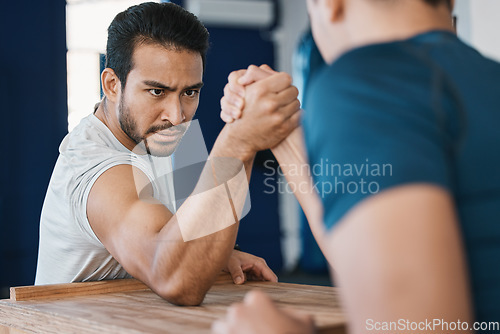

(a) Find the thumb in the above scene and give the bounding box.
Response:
[226,256,246,285]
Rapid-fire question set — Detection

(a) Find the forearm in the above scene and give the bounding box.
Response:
[271,127,326,251]
[147,126,254,305]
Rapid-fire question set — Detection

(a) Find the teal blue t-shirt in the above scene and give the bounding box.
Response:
[303,30,500,325]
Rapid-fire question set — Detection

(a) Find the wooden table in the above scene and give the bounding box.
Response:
[0,274,345,334]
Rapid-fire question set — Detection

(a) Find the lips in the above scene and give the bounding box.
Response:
[155,130,182,137]
[152,129,184,143]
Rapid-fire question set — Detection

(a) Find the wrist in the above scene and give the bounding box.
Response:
[212,126,256,163]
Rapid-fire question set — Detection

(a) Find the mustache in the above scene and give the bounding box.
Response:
[146,122,187,135]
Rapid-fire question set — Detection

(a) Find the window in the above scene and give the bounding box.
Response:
[66,0,160,131]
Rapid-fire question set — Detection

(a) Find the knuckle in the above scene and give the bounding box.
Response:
[220,110,227,121]
[221,110,231,120]
[271,112,284,124]
[247,64,259,74]
[251,85,264,98]
[293,99,301,110]
[220,98,228,110]
[279,72,292,86]
[227,70,239,82]
[228,69,244,83]
[264,100,278,113]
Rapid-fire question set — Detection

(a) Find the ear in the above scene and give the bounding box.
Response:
[325,0,345,23]
[101,68,121,103]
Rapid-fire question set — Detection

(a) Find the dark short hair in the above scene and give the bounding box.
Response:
[105,2,209,87]
[422,0,452,8]
[374,0,452,9]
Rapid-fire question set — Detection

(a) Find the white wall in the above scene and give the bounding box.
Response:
[66,0,159,131]
[454,0,500,62]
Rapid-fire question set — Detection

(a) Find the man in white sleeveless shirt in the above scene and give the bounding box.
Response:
[35,2,300,306]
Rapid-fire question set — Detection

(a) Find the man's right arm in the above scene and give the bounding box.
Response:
[87,71,300,305]
[220,66,326,251]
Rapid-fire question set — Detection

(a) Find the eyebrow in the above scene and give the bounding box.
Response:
[142,80,204,91]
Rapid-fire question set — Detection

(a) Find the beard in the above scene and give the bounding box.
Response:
[118,95,187,157]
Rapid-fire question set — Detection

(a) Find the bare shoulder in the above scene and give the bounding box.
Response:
[86,164,169,246]
[87,164,153,209]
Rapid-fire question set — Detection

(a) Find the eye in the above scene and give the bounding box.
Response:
[184,90,199,98]
[149,89,164,97]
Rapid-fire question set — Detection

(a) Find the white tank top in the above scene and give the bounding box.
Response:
[35,113,175,285]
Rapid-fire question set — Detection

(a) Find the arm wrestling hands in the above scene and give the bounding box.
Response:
[215,65,472,334]
[220,66,301,285]
[87,66,299,305]
[220,67,303,284]
[212,65,316,334]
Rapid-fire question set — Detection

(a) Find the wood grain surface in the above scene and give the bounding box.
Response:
[10,279,149,302]
[9,274,234,302]
[0,273,345,334]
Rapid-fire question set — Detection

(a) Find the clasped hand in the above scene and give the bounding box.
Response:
[220,65,301,155]
[214,65,315,334]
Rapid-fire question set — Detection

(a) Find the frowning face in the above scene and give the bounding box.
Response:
[116,43,203,156]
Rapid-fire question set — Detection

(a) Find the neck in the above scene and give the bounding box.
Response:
[94,98,113,129]
[327,1,454,63]
[95,98,139,153]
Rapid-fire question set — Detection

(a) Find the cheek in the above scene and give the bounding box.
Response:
[183,99,199,121]
[309,13,326,49]
[126,100,157,132]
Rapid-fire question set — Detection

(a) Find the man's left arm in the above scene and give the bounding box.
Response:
[213,66,473,333]
[212,185,472,334]
[326,184,472,333]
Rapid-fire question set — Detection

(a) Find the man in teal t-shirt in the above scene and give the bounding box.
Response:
[214,0,500,333]
[303,29,500,327]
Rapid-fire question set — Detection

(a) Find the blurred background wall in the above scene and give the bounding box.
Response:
[0,0,68,297]
[1,0,499,297]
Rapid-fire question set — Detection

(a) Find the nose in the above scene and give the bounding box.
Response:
[160,96,185,126]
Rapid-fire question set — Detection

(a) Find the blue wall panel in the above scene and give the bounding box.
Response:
[0,0,68,288]
[167,1,283,271]
[196,26,283,271]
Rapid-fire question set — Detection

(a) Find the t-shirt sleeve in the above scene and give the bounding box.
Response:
[68,149,157,246]
[302,48,461,230]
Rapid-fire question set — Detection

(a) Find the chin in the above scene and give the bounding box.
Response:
[146,139,182,157]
